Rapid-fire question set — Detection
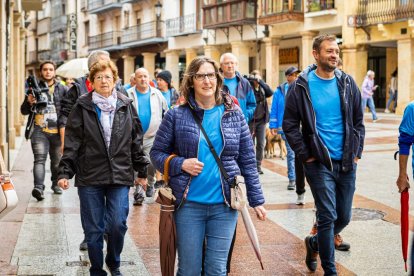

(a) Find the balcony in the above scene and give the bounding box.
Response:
[305,0,336,17]
[354,0,414,27]
[50,16,67,32]
[37,17,50,35]
[88,0,122,14]
[203,0,257,29]
[27,51,37,64]
[259,0,303,25]
[166,13,200,37]
[38,50,51,61]
[89,31,122,50]
[121,21,165,46]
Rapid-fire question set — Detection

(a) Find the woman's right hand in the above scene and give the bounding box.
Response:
[58,178,70,190]
[397,173,410,193]
[181,158,204,176]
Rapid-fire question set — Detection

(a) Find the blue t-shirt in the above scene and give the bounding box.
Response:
[135,88,151,134]
[187,105,225,204]
[224,77,238,96]
[399,102,414,177]
[308,70,344,160]
[161,89,172,108]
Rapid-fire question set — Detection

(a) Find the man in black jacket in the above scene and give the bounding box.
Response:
[21,61,68,200]
[282,34,365,275]
[247,70,273,174]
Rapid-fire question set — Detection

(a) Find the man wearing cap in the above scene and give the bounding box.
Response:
[156,70,180,108]
[270,66,301,192]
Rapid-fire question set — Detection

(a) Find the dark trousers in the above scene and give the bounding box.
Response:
[304,160,356,275]
[295,155,306,195]
[31,126,61,190]
[249,120,266,168]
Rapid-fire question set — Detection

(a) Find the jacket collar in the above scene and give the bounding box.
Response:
[77,90,132,111]
[299,64,344,83]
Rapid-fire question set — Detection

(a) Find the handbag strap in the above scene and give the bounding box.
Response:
[188,107,230,181]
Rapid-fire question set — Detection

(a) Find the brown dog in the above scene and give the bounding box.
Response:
[265,127,287,160]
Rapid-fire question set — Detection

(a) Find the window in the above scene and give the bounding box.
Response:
[84,21,89,45]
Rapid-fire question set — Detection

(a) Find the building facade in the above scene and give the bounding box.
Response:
[1,0,41,169]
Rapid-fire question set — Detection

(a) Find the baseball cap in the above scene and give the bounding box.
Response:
[285,66,301,76]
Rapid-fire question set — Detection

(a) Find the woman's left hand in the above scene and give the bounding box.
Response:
[135,177,148,191]
[254,205,267,221]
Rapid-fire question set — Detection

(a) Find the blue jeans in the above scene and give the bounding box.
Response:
[361,97,378,120]
[281,133,296,181]
[30,126,61,190]
[386,90,397,111]
[303,160,356,275]
[174,201,238,276]
[78,185,130,276]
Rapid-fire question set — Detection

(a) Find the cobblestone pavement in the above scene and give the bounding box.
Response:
[0,112,410,275]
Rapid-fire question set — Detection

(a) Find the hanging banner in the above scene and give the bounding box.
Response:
[68,13,77,52]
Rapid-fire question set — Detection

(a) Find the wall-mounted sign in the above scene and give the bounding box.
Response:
[279,47,299,65]
[68,13,77,52]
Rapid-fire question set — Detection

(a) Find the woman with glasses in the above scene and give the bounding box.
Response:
[57,60,149,276]
[150,56,267,275]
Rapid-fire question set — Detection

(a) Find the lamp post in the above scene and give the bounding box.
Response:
[155,1,162,37]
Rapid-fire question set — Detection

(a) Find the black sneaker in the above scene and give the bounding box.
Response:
[146,185,155,197]
[257,167,264,175]
[32,187,45,201]
[52,185,62,194]
[305,235,318,272]
[133,194,144,206]
[108,267,123,276]
[79,239,88,251]
[334,234,350,251]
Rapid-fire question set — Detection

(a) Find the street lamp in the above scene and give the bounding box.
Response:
[155,1,162,37]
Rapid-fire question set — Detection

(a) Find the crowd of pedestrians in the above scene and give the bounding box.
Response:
[21,32,414,275]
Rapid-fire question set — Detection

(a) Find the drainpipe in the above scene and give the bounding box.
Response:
[5,0,10,169]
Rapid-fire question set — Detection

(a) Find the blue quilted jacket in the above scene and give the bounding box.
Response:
[150,92,265,208]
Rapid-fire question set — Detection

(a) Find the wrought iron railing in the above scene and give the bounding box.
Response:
[259,0,303,24]
[166,13,198,37]
[38,51,51,61]
[88,0,121,12]
[121,21,163,44]
[355,0,414,27]
[50,16,67,32]
[89,31,122,50]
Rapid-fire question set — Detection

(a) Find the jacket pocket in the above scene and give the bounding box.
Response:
[309,134,332,171]
[352,128,360,156]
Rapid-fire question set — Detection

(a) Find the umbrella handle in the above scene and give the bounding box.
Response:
[394,150,399,160]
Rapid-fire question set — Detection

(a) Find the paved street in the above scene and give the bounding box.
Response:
[0,112,411,275]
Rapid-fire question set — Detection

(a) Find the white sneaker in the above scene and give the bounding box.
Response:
[384,109,390,113]
[296,194,305,205]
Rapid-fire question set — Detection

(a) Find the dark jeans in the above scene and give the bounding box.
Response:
[30,126,61,190]
[249,120,266,168]
[295,155,306,195]
[303,160,356,275]
[78,185,130,276]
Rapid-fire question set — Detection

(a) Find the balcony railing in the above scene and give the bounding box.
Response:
[203,0,257,29]
[37,17,50,35]
[88,0,122,14]
[122,21,163,44]
[89,31,122,50]
[166,13,199,37]
[38,50,51,61]
[355,0,414,27]
[27,51,37,64]
[259,0,303,25]
[306,0,335,13]
[50,16,67,32]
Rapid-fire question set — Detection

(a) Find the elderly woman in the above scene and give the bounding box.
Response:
[150,56,266,275]
[361,70,379,122]
[57,60,149,276]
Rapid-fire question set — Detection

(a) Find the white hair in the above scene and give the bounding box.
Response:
[366,70,375,77]
[220,52,238,64]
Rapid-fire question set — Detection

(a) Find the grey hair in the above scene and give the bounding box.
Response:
[87,50,110,69]
[366,70,375,77]
[219,52,238,64]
